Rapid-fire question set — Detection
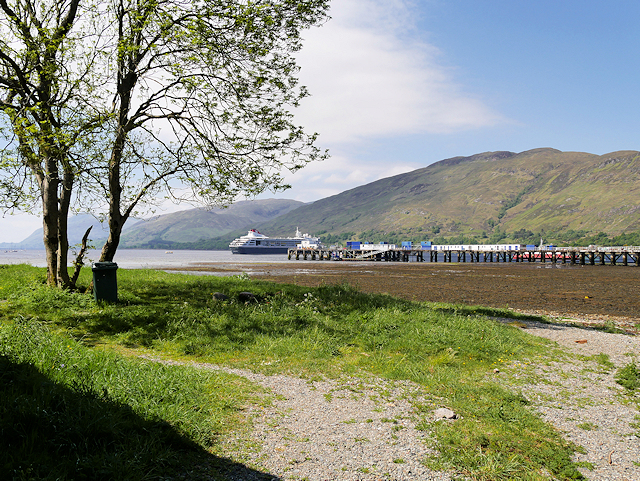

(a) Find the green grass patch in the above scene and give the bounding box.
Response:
[0,264,584,480]
[577,422,597,431]
[0,304,262,479]
[615,362,640,391]
[583,353,615,371]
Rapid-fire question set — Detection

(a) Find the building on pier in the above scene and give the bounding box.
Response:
[288,244,640,267]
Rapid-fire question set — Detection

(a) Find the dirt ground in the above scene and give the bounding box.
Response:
[176,260,640,331]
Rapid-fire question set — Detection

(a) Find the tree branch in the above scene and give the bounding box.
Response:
[70,225,92,287]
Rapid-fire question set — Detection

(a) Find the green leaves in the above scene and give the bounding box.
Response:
[1,0,330,275]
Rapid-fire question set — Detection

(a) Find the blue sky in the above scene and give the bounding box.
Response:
[283,0,640,201]
[2,0,639,242]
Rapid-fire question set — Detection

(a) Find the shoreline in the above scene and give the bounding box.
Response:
[164,261,640,330]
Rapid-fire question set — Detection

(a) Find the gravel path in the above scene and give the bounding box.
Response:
[142,354,453,480]
[143,315,639,480]
[498,317,640,481]
[216,371,451,481]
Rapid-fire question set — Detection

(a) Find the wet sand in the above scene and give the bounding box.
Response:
[176,261,640,329]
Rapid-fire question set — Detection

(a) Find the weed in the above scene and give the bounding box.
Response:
[575,461,595,470]
[583,353,615,371]
[591,321,625,334]
[615,362,640,391]
[577,422,597,431]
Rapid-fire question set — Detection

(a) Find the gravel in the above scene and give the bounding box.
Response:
[498,316,640,481]
[217,371,451,481]
[143,314,639,480]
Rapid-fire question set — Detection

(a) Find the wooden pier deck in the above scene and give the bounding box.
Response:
[288,246,640,266]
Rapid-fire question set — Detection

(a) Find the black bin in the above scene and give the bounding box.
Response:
[92,262,118,302]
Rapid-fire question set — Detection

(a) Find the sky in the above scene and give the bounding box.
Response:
[2,0,640,242]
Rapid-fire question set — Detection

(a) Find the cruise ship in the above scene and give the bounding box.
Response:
[229,228,320,254]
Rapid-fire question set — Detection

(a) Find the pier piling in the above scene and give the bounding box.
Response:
[288,245,640,268]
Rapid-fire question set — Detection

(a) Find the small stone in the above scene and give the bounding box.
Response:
[434,407,457,420]
[493,368,500,373]
[212,292,229,301]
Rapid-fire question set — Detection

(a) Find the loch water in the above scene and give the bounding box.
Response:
[0,249,291,271]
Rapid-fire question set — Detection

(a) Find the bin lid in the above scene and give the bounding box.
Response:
[92,261,118,270]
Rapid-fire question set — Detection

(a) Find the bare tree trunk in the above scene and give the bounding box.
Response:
[100,52,135,262]
[100,216,123,262]
[71,225,92,287]
[100,147,125,262]
[56,168,74,287]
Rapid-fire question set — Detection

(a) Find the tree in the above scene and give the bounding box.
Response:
[0,0,330,285]
[0,0,108,286]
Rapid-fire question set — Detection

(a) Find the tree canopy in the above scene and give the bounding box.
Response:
[0,0,330,286]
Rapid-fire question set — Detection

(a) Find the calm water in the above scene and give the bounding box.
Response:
[0,248,543,274]
[0,249,292,270]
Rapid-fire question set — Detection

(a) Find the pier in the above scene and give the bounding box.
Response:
[288,246,640,266]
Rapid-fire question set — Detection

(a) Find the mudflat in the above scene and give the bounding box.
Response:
[183,261,640,327]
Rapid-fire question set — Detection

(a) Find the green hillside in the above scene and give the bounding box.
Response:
[5,199,304,250]
[254,148,640,245]
[13,149,640,251]
[2,214,142,250]
[119,199,304,248]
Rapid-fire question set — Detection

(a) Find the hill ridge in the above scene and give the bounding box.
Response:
[7,148,640,250]
[252,148,640,246]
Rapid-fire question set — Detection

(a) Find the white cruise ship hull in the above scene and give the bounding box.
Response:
[230,245,290,254]
[229,228,320,255]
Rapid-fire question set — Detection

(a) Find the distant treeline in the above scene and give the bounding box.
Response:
[122,237,232,250]
[345,229,640,248]
[306,228,640,248]
[122,229,640,251]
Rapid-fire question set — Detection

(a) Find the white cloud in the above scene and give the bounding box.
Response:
[277,0,506,204]
[0,213,41,243]
[276,150,420,203]
[295,0,503,144]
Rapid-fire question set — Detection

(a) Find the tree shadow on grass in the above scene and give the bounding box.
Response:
[0,356,280,481]
[431,303,547,322]
[74,279,390,346]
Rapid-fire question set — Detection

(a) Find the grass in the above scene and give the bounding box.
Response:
[0,316,262,480]
[577,422,597,431]
[582,353,615,371]
[0,264,586,480]
[615,362,640,391]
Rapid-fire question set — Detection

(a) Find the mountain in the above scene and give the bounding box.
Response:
[253,148,640,244]
[8,149,640,250]
[118,199,304,248]
[0,214,140,250]
[2,199,303,249]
